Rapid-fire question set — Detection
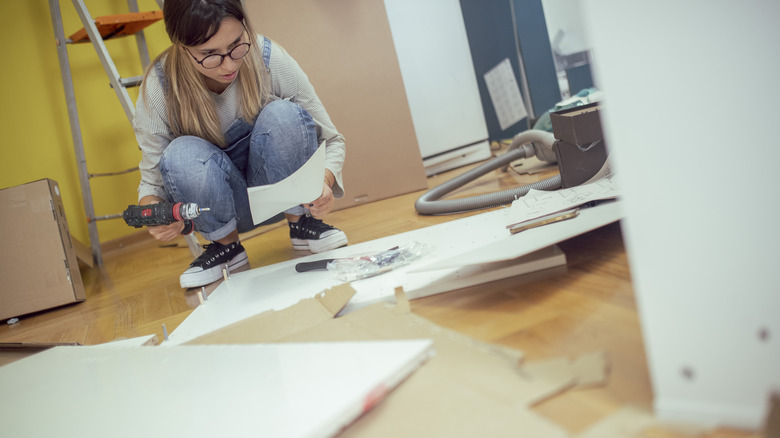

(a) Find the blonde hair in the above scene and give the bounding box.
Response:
[141,0,267,147]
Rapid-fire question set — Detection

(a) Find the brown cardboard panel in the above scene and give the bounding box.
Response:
[521,350,611,405]
[185,285,356,345]
[341,366,568,438]
[572,405,712,438]
[571,350,611,389]
[520,357,578,407]
[188,285,576,436]
[0,179,85,320]
[573,406,656,438]
[245,1,429,209]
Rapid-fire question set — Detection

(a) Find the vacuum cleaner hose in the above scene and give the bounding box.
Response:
[415,130,562,215]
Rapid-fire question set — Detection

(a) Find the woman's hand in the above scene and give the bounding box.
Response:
[148,221,186,242]
[306,181,335,218]
[139,195,185,242]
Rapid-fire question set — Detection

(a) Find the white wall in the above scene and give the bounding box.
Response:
[581,0,780,428]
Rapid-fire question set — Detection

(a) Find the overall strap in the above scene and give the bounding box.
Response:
[261,36,272,72]
[154,61,168,93]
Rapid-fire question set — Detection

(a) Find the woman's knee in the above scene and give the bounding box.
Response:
[159,136,216,173]
[257,100,312,127]
[252,100,317,159]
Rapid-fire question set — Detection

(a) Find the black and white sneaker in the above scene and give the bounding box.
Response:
[179,241,248,288]
[289,215,348,253]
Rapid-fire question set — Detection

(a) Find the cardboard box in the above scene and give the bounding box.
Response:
[550,103,609,188]
[0,179,85,320]
[549,102,604,146]
[553,139,609,188]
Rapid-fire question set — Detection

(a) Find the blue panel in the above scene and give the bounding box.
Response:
[566,63,595,96]
[512,0,561,120]
[460,0,563,141]
[460,0,527,141]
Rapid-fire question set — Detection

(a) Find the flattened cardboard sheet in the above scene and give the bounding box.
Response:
[188,285,578,437]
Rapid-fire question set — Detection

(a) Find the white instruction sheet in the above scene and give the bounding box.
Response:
[248,142,325,224]
[484,58,528,130]
[508,174,621,225]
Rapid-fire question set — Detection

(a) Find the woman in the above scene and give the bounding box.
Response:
[133,0,348,288]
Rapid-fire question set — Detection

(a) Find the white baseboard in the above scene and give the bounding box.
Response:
[423,141,492,176]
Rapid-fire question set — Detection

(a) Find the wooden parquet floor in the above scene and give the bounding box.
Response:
[0,156,762,437]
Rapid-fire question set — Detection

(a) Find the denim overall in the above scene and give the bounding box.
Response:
[157,36,318,242]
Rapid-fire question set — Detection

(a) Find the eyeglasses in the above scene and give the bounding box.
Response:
[185,42,251,69]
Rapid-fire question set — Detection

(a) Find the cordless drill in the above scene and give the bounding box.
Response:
[122,202,210,235]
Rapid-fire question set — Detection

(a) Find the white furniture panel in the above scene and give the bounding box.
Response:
[384,0,491,174]
[581,0,780,428]
[0,341,433,437]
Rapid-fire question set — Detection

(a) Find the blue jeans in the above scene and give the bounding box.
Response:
[159,100,318,242]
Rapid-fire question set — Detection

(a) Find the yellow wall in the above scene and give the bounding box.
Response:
[0,0,169,246]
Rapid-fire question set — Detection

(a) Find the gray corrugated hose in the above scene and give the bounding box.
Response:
[415,130,562,215]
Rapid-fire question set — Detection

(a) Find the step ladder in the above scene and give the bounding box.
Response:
[48,0,202,267]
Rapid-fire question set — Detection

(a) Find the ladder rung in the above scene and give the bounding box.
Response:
[88,213,123,222]
[89,166,139,178]
[114,76,143,88]
[68,10,163,44]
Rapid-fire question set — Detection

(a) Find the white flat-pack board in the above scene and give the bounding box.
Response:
[168,190,622,345]
[0,340,433,438]
[581,0,780,428]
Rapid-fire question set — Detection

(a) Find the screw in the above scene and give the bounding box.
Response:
[759,327,770,342]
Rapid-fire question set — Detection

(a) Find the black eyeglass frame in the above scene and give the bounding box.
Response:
[185,41,252,69]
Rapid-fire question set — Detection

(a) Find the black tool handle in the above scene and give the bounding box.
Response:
[294,259,335,272]
[181,220,194,235]
[123,202,193,235]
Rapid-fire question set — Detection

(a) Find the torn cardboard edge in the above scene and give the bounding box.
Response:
[520,350,611,407]
[185,284,610,437]
[72,237,94,268]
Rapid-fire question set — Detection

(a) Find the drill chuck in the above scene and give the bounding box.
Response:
[176,202,209,221]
